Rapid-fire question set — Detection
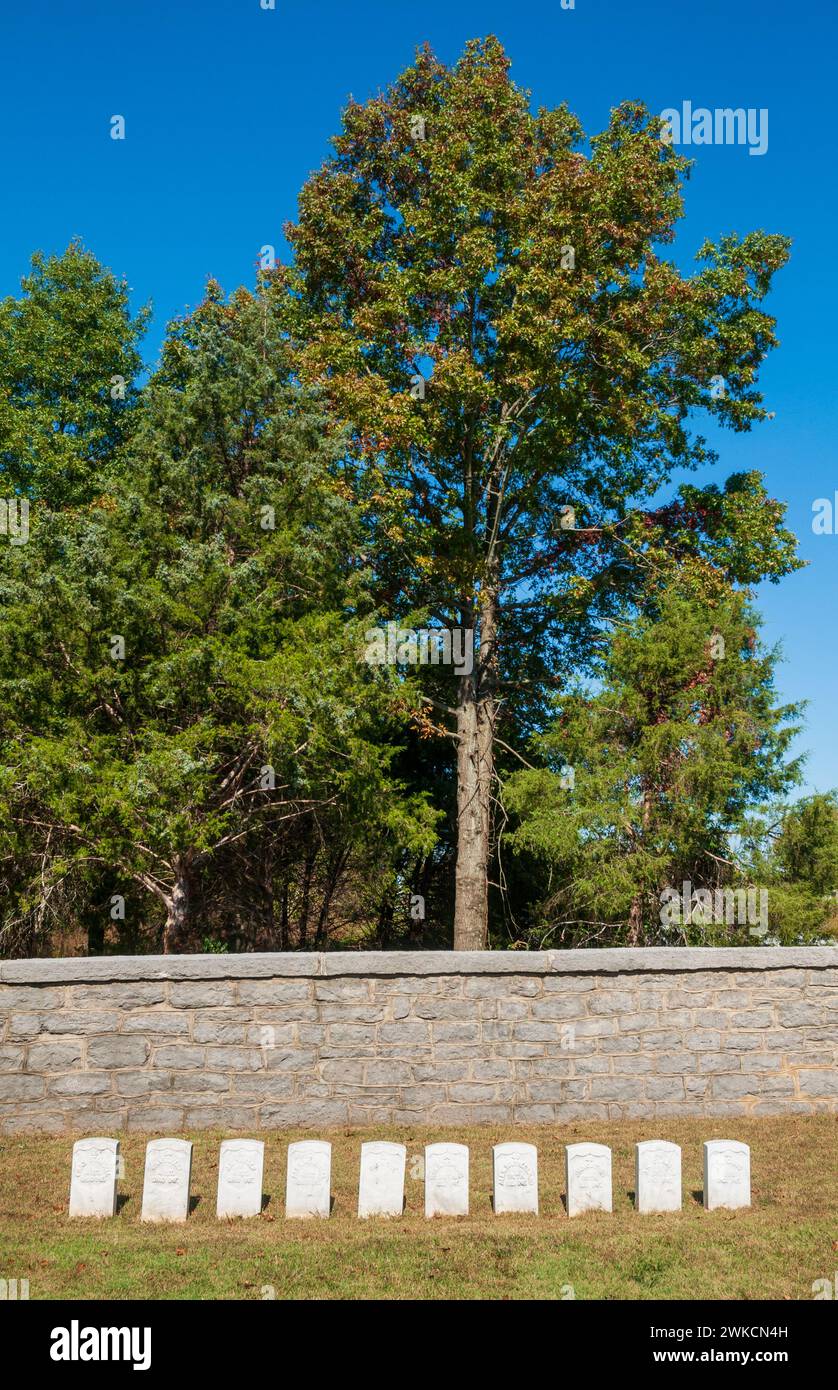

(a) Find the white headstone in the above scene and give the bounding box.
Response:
[286,1140,331,1219]
[703,1140,751,1210]
[425,1143,469,1218]
[358,1141,406,1218]
[493,1142,538,1215]
[566,1142,612,1216]
[69,1138,120,1218]
[141,1138,193,1223]
[635,1140,682,1213]
[217,1139,264,1219]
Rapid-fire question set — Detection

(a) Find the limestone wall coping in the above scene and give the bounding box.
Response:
[2,946,835,985]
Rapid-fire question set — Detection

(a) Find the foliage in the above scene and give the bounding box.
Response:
[505,590,812,945]
[0,42,829,954]
[0,276,436,954]
[273,35,801,947]
[0,240,149,507]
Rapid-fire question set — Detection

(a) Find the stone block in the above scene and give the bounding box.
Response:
[49,1075,112,1097]
[363,1060,414,1086]
[798,1069,838,1097]
[126,1107,185,1131]
[204,1047,265,1072]
[26,1041,83,1071]
[69,984,165,1010]
[314,980,370,1002]
[260,1101,348,1128]
[589,1077,646,1102]
[236,984,311,1006]
[7,1014,43,1041]
[230,1069,294,1098]
[151,1045,205,1071]
[42,1012,121,1035]
[85,1036,151,1070]
[377,1023,430,1046]
[0,986,64,1010]
[645,1077,685,1101]
[115,1071,174,1096]
[114,1012,189,1037]
[168,983,237,1008]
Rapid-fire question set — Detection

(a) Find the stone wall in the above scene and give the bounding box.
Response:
[1,948,836,1135]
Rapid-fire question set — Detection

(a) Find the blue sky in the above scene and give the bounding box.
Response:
[1,0,836,796]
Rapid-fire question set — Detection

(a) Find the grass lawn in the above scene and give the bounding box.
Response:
[1,1116,834,1300]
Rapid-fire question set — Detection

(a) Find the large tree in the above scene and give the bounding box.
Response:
[275,35,798,947]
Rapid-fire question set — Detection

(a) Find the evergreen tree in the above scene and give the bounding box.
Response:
[0,281,436,954]
[740,795,838,943]
[505,590,805,945]
[0,241,149,507]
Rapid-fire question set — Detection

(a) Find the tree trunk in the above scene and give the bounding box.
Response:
[278,882,289,951]
[627,782,654,945]
[377,894,395,948]
[162,856,192,954]
[453,590,497,950]
[296,842,316,949]
[254,855,276,951]
[313,850,347,950]
[627,895,643,946]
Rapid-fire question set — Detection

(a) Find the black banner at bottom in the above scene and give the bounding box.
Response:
[4,1298,830,1376]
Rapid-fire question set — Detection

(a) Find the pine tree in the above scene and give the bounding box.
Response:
[0,281,436,954]
[505,589,805,945]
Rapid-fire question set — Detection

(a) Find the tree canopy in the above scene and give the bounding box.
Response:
[0,37,832,956]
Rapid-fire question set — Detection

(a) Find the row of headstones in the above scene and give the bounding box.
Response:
[69,1136,751,1222]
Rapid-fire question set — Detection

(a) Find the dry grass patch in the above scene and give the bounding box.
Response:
[0,1115,834,1300]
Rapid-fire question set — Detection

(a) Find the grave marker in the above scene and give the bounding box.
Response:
[217,1139,264,1219]
[141,1138,193,1223]
[69,1138,120,1218]
[358,1141,406,1218]
[566,1142,612,1216]
[635,1140,682,1213]
[493,1142,538,1215]
[703,1140,750,1210]
[424,1143,469,1218]
[286,1140,331,1219]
